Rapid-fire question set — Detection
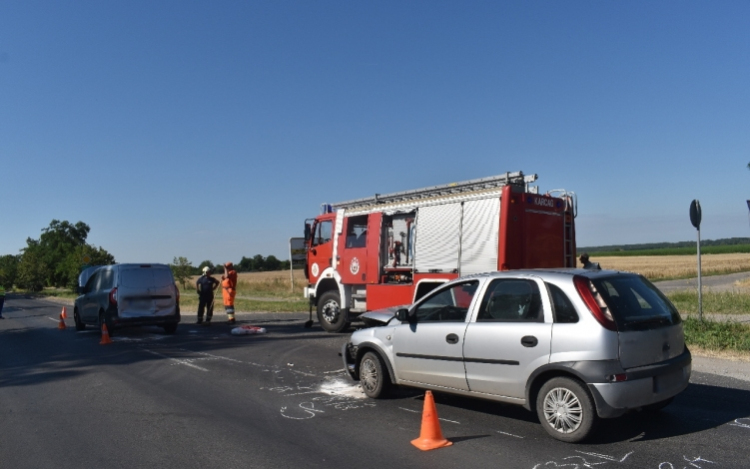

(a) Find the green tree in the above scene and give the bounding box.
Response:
[198,260,215,273]
[0,254,19,290]
[39,220,90,287]
[170,257,193,290]
[17,241,47,292]
[265,255,281,271]
[252,254,266,271]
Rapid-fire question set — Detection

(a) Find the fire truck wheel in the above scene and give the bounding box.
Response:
[359,351,390,399]
[316,291,349,333]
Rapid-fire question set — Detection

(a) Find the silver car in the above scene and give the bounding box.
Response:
[342,269,691,443]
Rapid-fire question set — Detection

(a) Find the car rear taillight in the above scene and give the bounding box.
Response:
[109,287,118,305]
[573,276,617,331]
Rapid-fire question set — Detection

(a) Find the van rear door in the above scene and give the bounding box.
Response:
[118,265,177,318]
[591,275,684,369]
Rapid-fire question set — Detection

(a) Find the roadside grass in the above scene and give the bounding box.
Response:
[666,290,750,315]
[594,244,750,257]
[683,317,750,353]
[595,253,750,281]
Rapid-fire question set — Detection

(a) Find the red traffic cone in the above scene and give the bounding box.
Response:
[99,323,113,345]
[61,306,68,319]
[411,391,453,451]
[57,313,67,330]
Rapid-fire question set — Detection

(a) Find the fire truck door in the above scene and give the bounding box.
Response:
[307,216,334,284]
[339,214,371,284]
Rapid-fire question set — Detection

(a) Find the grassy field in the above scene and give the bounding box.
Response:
[593,253,750,281]
[592,244,750,257]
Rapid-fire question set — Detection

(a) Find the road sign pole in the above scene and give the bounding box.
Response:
[697,226,702,321]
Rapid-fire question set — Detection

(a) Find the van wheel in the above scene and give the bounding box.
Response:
[316,291,349,333]
[74,308,86,331]
[536,377,597,443]
[162,323,178,334]
[359,352,390,399]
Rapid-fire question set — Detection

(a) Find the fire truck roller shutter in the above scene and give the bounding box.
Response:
[413,203,462,274]
[459,198,500,276]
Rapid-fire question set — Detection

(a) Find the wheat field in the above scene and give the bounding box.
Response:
[591,253,750,281]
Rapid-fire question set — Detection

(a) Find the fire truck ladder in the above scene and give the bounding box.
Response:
[332,171,538,210]
[548,189,577,267]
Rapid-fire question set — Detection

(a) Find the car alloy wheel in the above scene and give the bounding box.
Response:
[542,387,583,434]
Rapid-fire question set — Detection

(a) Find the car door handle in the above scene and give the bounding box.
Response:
[446,333,459,344]
[521,336,538,347]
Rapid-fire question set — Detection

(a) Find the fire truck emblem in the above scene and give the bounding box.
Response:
[311,263,320,277]
[350,257,360,275]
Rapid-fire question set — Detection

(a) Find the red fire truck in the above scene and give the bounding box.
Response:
[303,171,576,332]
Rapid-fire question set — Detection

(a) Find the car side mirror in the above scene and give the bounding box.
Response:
[396,308,415,323]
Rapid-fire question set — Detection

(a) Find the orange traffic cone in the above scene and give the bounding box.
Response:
[61,306,68,319]
[57,312,67,330]
[411,391,453,451]
[99,323,113,345]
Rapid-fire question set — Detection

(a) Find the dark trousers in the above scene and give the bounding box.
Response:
[0,296,4,316]
[197,296,214,321]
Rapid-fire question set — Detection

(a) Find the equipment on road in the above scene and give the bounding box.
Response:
[411,391,452,451]
[57,312,67,330]
[61,306,67,319]
[302,171,577,332]
[231,325,267,335]
[99,323,113,345]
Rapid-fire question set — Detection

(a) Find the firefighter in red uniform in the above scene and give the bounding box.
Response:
[221,262,238,324]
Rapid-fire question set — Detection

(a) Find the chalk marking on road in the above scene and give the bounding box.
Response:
[575,451,633,463]
[48,317,63,322]
[439,418,460,424]
[496,430,523,438]
[399,407,420,414]
[729,417,750,429]
[141,348,209,371]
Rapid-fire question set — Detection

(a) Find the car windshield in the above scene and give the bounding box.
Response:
[120,267,175,288]
[591,274,681,331]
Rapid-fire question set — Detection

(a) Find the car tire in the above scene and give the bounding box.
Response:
[316,291,349,333]
[359,351,391,399]
[536,377,597,443]
[162,323,178,334]
[73,308,86,331]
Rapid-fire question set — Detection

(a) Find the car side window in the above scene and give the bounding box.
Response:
[477,279,544,322]
[99,270,114,290]
[414,281,479,322]
[547,283,579,323]
[85,272,100,293]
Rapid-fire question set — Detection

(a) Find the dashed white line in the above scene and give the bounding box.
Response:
[496,430,524,438]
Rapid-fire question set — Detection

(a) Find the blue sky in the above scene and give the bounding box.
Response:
[1,1,748,265]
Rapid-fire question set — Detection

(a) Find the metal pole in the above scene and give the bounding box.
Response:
[697,227,702,321]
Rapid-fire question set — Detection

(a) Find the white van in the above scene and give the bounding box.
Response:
[74,264,180,335]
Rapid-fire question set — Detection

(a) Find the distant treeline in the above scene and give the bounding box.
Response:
[579,237,750,257]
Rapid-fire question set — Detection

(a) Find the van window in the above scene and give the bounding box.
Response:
[120,267,175,288]
[99,270,114,290]
[85,271,100,293]
[591,274,681,331]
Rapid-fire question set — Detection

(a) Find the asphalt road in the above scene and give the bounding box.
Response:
[2,296,750,469]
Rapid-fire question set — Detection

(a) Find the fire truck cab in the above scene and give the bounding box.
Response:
[303,171,576,332]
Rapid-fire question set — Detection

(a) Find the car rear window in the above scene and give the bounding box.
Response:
[120,267,175,288]
[591,274,681,331]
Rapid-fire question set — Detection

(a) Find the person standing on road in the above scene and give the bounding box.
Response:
[579,252,601,270]
[196,266,220,325]
[222,262,238,325]
[0,284,5,319]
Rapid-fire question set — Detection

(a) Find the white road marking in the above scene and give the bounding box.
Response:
[141,348,209,371]
[399,407,420,413]
[496,430,524,438]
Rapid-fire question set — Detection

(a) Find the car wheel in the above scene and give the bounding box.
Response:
[162,323,178,334]
[536,377,597,443]
[359,351,390,399]
[316,291,349,333]
[642,397,674,413]
[99,311,114,338]
[73,308,86,331]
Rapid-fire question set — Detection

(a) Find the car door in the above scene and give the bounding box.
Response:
[392,280,480,391]
[463,276,552,399]
[80,271,101,322]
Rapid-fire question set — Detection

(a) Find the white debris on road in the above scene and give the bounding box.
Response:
[317,378,367,399]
